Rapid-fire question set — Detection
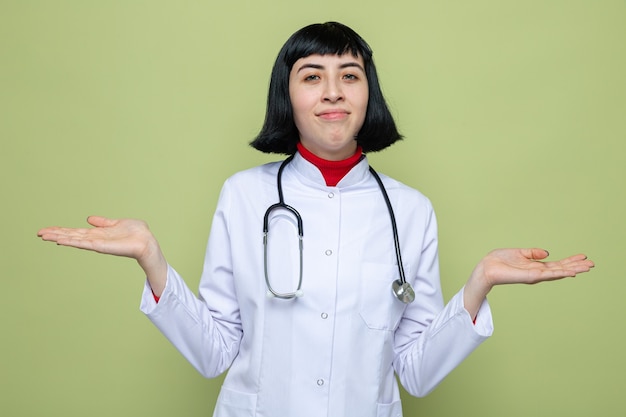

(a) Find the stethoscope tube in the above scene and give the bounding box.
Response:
[368,167,415,304]
[263,155,415,304]
[263,155,304,299]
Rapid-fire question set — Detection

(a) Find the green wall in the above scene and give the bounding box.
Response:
[2,1,624,416]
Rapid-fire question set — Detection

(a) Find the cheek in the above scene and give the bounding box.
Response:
[357,90,369,120]
[290,90,314,121]
[289,93,306,134]
[351,84,369,112]
[360,88,370,110]
[355,93,368,132]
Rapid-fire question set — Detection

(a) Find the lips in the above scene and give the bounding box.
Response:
[317,109,350,120]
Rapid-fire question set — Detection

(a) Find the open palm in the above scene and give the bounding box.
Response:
[479,248,594,287]
[38,216,154,261]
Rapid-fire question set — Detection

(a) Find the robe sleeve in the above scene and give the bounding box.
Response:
[393,200,494,397]
[139,181,243,378]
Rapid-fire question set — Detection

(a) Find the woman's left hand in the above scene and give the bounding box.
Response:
[463,248,594,320]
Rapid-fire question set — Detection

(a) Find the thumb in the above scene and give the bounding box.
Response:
[522,248,550,260]
[86,216,117,228]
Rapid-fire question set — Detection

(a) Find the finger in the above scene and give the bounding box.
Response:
[549,253,588,263]
[38,216,111,238]
[37,226,74,239]
[53,235,99,250]
[565,259,595,273]
[545,271,578,280]
[38,230,60,242]
[535,260,594,281]
[37,226,55,237]
[526,267,578,283]
[543,254,593,269]
[38,226,100,244]
[43,228,116,252]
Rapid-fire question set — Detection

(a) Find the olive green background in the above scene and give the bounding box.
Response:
[1,1,624,416]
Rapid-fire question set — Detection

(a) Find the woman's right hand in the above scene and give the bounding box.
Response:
[37,216,168,296]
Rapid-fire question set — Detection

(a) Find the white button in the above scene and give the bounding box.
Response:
[321,312,328,319]
[317,379,325,386]
[325,249,332,256]
[328,192,334,198]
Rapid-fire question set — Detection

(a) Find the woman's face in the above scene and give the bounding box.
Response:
[289,53,369,161]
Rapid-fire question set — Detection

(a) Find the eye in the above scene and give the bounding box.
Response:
[342,73,359,81]
[304,74,320,81]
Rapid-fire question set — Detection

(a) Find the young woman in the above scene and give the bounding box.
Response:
[38,22,594,417]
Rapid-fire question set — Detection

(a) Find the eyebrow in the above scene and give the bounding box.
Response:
[296,61,365,73]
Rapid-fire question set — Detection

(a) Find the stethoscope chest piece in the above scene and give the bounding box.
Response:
[392,279,415,304]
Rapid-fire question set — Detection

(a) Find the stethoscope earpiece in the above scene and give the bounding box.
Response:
[392,279,415,304]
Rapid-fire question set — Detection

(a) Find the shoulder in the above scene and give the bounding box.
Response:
[215,161,285,208]
[373,171,434,213]
[222,161,282,189]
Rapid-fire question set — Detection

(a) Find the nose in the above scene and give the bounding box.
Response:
[323,79,343,103]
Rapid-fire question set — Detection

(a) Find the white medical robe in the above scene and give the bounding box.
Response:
[140,152,493,417]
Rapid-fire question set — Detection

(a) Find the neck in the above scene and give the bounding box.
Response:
[296,142,363,186]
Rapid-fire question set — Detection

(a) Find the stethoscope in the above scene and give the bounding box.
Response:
[263,154,415,304]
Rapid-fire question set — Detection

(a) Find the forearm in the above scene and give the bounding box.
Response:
[463,261,493,320]
[137,238,168,297]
